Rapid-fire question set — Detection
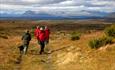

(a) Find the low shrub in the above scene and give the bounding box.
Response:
[89,36,113,49]
[104,37,113,44]
[89,39,100,49]
[104,25,115,38]
[71,32,81,41]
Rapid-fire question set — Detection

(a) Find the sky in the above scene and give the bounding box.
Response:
[0,0,115,16]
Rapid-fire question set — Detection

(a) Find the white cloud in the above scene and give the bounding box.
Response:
[0,0,115,16]
[0,0,66,5]
[0,4,32,11]
[21,0,38,3]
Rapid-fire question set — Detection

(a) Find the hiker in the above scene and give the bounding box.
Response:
[22,30,31,54]
[45,26,50,44]
[34,25,40,39]
[38,27,46,54]
[34,25,41,47]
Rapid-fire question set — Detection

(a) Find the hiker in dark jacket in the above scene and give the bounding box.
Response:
[22,30,31,54]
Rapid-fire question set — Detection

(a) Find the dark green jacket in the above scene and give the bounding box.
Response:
[22,33,31,45]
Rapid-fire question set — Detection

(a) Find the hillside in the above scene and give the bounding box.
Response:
[0,20,115,70]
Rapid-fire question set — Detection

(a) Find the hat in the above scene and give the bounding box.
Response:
[40,27,44,30]
[45,26,47,29]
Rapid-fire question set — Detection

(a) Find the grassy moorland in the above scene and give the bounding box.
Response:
[0,20,115,70]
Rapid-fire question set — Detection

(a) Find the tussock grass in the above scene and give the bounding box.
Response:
[89,36,114,49]
[104,25,115,38]
[70,31,81,41]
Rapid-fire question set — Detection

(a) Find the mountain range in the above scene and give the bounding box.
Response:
[0,10,115,20]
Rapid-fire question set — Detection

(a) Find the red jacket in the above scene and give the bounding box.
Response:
[39,30,46,41]
[34,28,40,39]
[45,28,50,40]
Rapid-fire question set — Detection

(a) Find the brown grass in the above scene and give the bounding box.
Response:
[0,20,115,70]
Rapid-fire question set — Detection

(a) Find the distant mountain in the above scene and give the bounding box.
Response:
[9,10,105,19]
[23,10,37,16]
[0,10,65,20]
[22,10,66,19]
[106,12,115,18]
[81,10,108,17]
[23,10,53,17]
[0,10,114,20]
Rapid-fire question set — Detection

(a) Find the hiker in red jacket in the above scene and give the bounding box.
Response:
[38,27,46,54]
[34,25,40,39]
[45,26,50,44]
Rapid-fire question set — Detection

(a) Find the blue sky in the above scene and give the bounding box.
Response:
[0,0,115,16]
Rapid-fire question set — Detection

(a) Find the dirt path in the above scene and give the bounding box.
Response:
[14,55,23,70]
[14,49,56,70]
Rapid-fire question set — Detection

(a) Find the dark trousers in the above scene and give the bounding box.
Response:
[39,41,45,54]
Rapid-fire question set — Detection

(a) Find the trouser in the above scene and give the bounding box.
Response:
[39,41,45,54]
[23,40,29,54]
[23,44,28,54]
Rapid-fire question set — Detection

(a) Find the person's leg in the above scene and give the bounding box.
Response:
[39,41,42,54]
[41,42,45,53]
[23,40,29,54]
[39,41,45,54]
[25,45,28,54]
[23,44,28,54]
[23,45,26,54]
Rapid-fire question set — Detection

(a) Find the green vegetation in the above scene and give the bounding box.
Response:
[89,25,115,49]
[89,36,114,49]
[70,31,81,41]
[104,25,115,38]
[89,38,100,49]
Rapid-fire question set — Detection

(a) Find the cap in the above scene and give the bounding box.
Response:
[40,27,44,30]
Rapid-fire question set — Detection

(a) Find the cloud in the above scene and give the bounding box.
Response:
[0,0,115,16]
[0,0,66,5]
